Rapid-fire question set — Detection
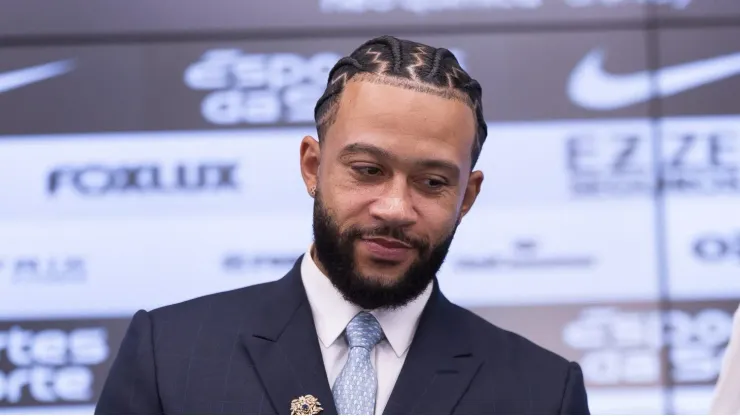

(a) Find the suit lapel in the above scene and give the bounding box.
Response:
[240,256,337,415]
[383,283,482,415]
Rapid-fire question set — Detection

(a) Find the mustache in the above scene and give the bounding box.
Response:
[344,225,430,251]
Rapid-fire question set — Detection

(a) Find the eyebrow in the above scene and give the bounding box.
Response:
[338,142,461,177]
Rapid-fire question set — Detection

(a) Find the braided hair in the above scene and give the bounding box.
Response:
[314,35,488,169]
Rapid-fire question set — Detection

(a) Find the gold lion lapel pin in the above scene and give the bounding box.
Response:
[290,394,324,415]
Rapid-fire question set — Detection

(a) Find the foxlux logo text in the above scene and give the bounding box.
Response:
[46,162,239,196]
[0,326,108,405]
[184,49,341,125]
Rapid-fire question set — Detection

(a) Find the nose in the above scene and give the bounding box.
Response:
[367,179,417,228]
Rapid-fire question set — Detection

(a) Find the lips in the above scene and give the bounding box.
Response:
[365,237,412,249]
[360,237,413,262]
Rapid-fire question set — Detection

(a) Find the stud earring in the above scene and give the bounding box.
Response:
[309,186,316,197]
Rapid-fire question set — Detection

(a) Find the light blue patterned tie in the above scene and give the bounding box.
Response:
[332,311,384,415]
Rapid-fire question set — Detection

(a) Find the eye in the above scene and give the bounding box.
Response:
[422,177,448,189]
[353,165,383,176]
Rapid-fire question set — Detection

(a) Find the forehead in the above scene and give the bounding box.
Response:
[328,79,477,163]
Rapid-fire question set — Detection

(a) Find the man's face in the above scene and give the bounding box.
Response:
[300,80,483,309]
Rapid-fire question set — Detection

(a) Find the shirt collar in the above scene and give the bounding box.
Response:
[300,245,433,358]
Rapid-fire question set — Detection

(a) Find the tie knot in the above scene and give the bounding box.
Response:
[344,312,383,349]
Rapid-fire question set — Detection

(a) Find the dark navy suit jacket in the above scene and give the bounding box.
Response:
[95,256,590,415]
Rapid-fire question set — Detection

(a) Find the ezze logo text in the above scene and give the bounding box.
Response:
[0,321,114,407]
[184,49,341,125]
[662,129,740,193]
[565,125,740,196]
[46,162,239,196]
[566,131,653,196]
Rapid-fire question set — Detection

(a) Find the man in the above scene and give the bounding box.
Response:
[711,303,740,414]
[95,35,590,415]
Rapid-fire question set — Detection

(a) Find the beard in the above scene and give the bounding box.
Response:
[311,190,458,310]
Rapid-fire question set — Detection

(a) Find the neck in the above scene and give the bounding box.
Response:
[310,244,332,280]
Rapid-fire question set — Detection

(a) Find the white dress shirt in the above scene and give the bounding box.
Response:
[300,246,433,415]
[711,303,740,414]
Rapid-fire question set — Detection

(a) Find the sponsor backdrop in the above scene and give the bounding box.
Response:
[0,0,739,414]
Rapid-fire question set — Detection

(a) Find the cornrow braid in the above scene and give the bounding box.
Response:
[314,35,488,169]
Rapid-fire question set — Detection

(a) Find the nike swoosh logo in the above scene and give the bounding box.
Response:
[0,60,75,94]
[568,48,740,110]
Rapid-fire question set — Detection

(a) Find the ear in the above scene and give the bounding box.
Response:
[459,170,484,220]
[300,135,321,197]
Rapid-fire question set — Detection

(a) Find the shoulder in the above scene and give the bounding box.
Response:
[139,278,284,340]
[150,279,279,318]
